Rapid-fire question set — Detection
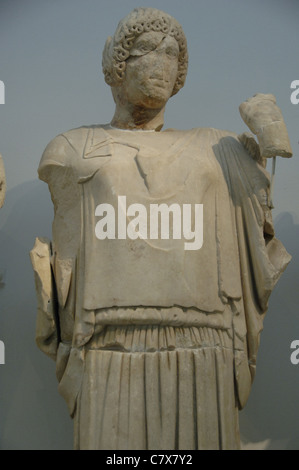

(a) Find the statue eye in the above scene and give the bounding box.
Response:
[166,47,179,59]
[130,41,157,56]
[139,43,151,52]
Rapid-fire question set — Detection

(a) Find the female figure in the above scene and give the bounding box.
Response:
[31,8,291,450]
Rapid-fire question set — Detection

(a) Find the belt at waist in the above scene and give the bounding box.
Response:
[87,324,233,353]
[93,305,233,332]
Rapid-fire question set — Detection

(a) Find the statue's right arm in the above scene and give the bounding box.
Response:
[32,133,82,359]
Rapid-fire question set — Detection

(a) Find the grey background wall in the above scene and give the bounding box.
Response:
[0,0,298,450]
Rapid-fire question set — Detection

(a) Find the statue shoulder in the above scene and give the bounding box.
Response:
[187,126,238,141]
[196,127,264,165]
[38,125,107,181]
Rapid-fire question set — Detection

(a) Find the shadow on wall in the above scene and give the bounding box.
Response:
[0,181,298,450]
[0,180,73,450]
[240,211,299,450]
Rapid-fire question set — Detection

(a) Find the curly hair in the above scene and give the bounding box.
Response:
[102,8,188,97]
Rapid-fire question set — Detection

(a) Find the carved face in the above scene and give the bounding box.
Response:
[118,31,179,109]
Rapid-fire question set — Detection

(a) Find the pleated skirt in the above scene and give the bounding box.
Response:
[73,325,240,450]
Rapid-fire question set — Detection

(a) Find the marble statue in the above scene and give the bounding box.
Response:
[31,7,292,450]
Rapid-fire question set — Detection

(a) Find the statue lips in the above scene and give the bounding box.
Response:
[135,75,174,107]
[148,78,170,88]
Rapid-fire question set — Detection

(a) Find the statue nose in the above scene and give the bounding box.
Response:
[149,52,167,78]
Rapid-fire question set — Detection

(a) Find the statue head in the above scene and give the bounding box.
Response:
[102,7,188,99]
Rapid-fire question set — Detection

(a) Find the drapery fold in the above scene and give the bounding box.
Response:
[74,326,239,450]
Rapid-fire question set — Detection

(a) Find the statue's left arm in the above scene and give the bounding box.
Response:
[214,103,292,408]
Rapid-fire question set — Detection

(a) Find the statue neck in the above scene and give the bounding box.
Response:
[110,103,165,131]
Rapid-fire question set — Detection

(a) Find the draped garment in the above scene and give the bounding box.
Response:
[33,124,291,449]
